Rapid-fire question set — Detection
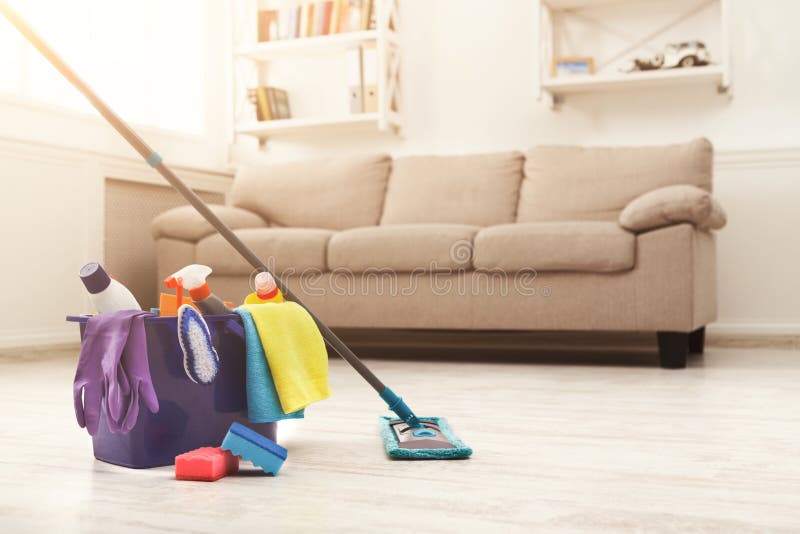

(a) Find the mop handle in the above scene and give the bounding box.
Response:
[0,2,393,396]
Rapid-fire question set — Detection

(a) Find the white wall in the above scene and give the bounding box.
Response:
[0,137,233,349]
[235,0,800,335]
[0,1,233,348]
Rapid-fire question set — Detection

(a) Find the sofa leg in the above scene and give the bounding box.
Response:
[688,326,706,354]
[657,332,688,369]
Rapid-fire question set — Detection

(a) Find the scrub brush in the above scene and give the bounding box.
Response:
[177,304,220,385]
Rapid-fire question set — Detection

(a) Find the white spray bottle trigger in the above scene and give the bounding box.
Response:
[169,264,213,291]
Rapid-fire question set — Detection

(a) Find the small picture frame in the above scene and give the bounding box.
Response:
[551,57,595,77]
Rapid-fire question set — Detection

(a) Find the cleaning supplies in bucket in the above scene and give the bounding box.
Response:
[79,262,140,313]
[73,310,159,435]
[8,0,471,461]
[67,312,278,468]
[167,264,231,315]
[177,304,220,385]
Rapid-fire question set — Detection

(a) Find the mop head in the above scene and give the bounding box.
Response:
[379,416,472,460]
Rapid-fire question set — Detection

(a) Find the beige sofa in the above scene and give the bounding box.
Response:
[152,138,726,368]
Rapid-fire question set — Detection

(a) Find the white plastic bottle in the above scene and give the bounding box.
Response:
[79,262,141,313]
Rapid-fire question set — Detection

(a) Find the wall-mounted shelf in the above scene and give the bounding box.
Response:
[542,64,725,94]
[236,111,401,140]
[536,0,732,108]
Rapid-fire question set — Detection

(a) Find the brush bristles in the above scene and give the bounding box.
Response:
[178,306,220,385]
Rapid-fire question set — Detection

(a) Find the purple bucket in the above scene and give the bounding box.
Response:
[67,314,276,469]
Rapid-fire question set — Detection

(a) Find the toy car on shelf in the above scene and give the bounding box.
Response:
[622,41,711,73]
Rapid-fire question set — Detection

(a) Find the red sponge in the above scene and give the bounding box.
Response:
[175,447,239,481]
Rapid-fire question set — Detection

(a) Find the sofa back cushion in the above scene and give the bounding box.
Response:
[380,152,524,226]
[230,154,391,230]
[517,138,713,222]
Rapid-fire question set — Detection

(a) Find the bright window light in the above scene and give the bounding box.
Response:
[0,0,208,135]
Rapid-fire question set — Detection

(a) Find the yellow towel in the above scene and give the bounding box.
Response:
[240,302,332,413]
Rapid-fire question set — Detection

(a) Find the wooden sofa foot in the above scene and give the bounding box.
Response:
[688,326,706,354]
[657,332,688,369]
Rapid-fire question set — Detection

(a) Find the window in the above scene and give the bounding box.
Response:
[0,0,209,135]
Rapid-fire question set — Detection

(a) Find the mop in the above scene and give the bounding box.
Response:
[1,2,470,460]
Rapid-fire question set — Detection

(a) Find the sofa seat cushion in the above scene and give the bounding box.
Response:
[196,228,334,275]
[328,224,480,272]
[474,222,635,272]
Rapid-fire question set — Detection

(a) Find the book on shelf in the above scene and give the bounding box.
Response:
[248,88,271,121]
[314,2,331,35]
[329,0,341,34]
[255,0,376,42]
[278,8,290,40]
[345,46,363,113]
[257,10,277,42]
[361,42,378,112]
[360,0,373,31]
[271,88,291,120]
[291,7,302,39]
[338,0,350,33]
[300,3,312,38]
[347,0,362,32]
[248,86,291,122]
[257,11,267,42]
[344,42,380,114]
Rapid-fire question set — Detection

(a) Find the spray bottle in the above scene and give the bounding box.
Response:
[79,262,141,313]
[166,264,231,315]
[244,271,285,304]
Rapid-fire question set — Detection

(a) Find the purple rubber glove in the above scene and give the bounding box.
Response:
[73,311,155,436]
[114,313,159,433]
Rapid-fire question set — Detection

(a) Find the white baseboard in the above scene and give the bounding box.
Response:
[707,323,800,337]
[0,330,79,350]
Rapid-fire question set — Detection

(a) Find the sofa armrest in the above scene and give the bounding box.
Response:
[151,204,267,243]
[619,185,726,233]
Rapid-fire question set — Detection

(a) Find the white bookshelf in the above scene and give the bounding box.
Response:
[536,0,732,108]
[232,0,401,144]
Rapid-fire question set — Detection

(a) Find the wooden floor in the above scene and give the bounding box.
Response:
[2,346,800,532]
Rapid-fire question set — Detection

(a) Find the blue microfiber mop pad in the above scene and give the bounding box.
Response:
[221,422,287,475]
[378,416,473,460]
[234,308,304,422]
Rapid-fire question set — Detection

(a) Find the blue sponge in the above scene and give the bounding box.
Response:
[221,422,287,475]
